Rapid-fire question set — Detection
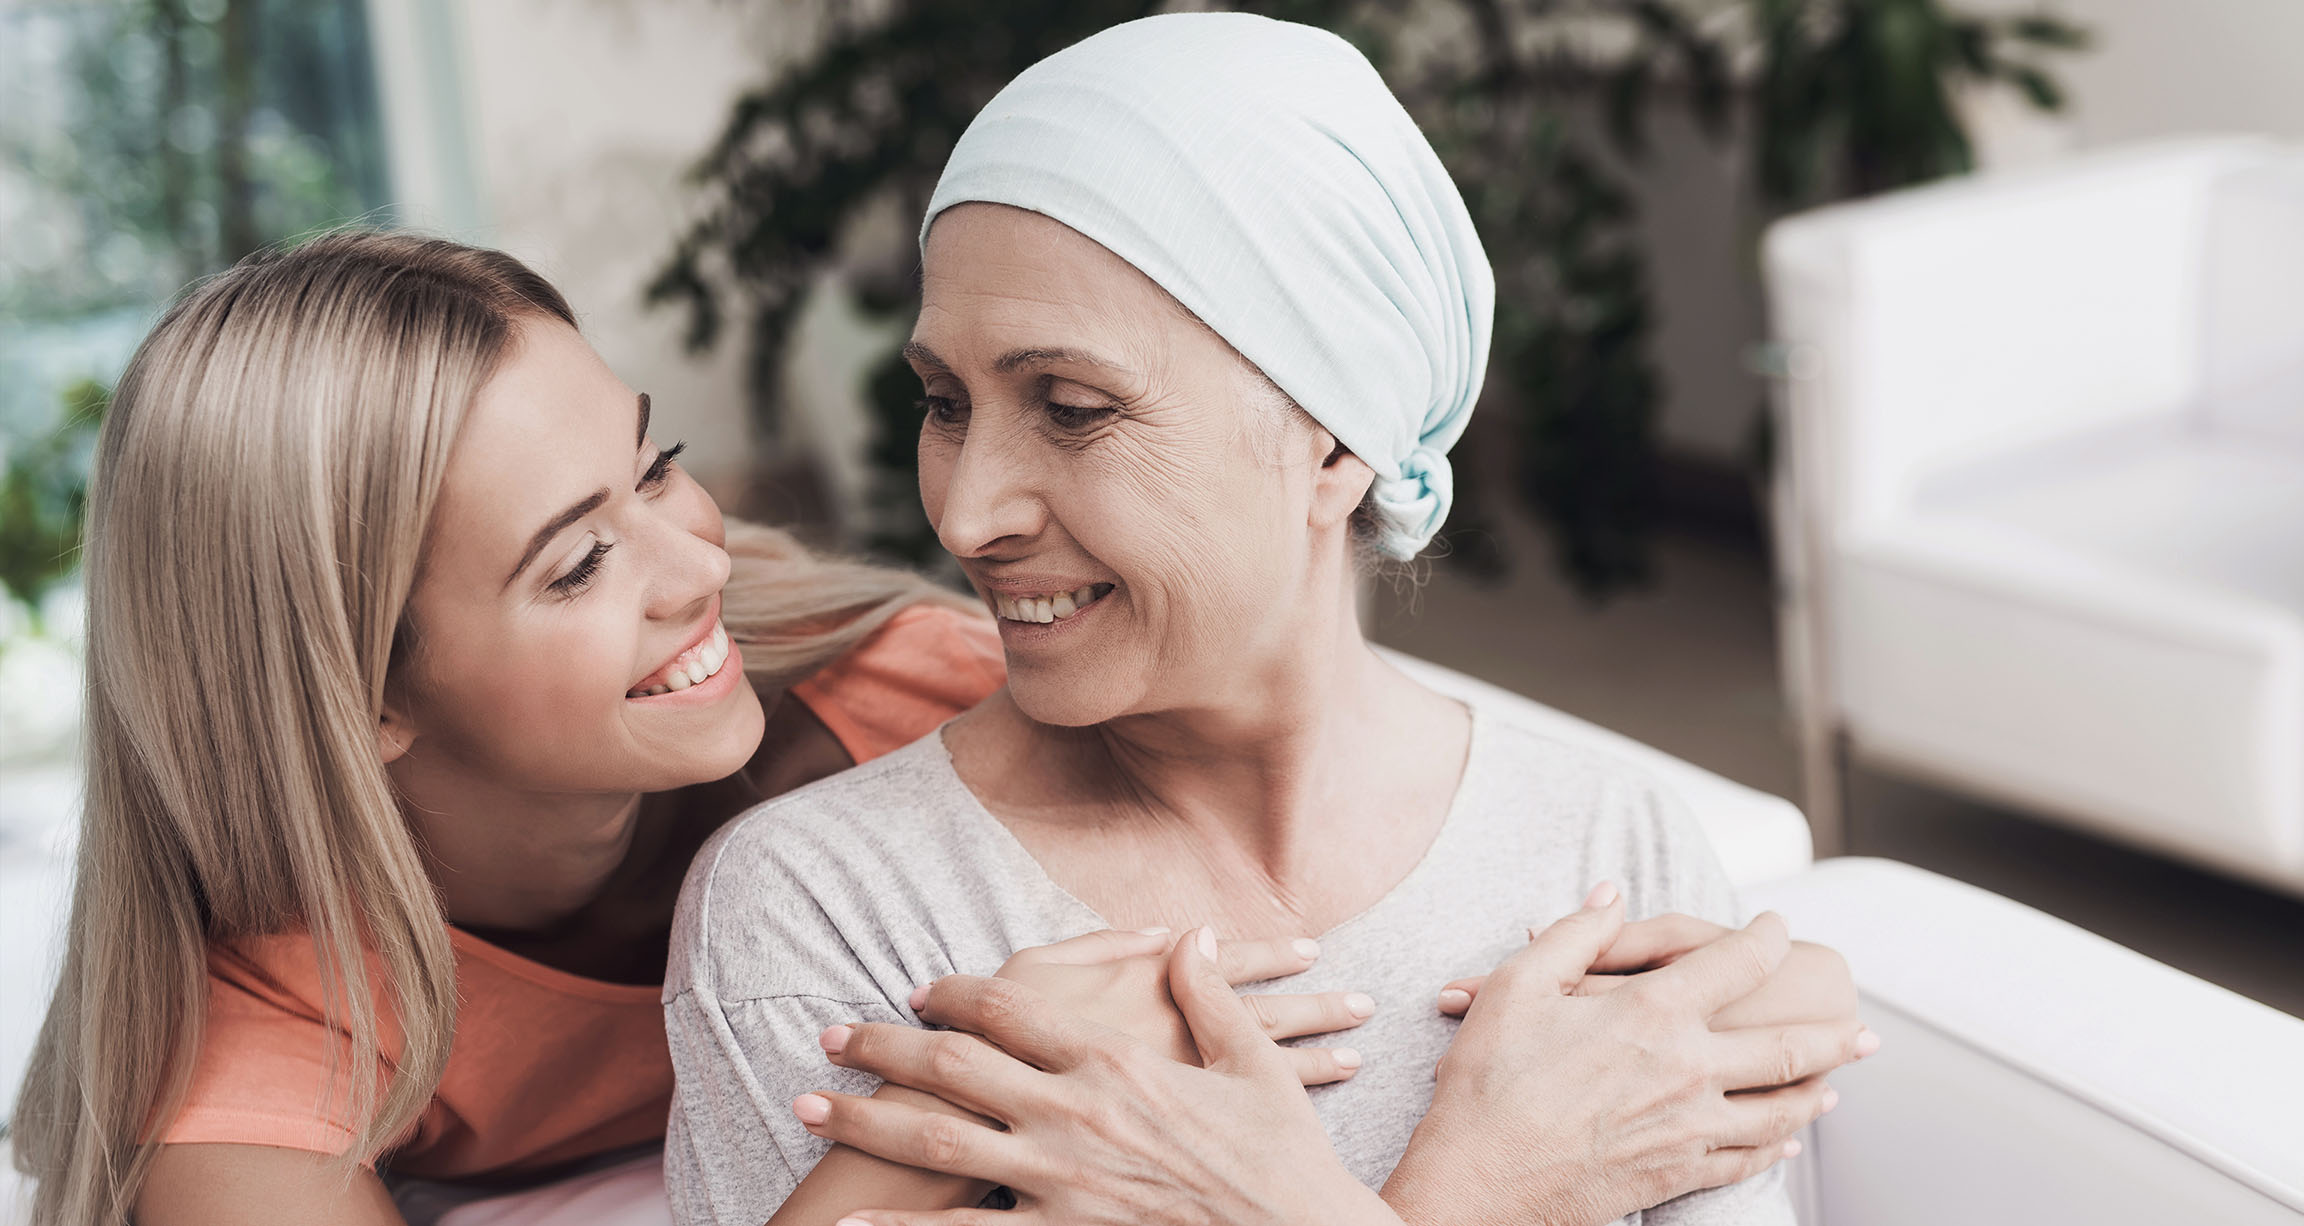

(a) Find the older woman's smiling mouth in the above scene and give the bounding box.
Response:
[988,582,1115,624]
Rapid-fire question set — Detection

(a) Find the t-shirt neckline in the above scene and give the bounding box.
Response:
[923,700,1488,950]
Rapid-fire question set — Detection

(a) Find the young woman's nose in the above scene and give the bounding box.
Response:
[640,506,732,621]
[932,426,1047,560]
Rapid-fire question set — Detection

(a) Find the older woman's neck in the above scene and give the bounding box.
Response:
[1093,607,1468,886]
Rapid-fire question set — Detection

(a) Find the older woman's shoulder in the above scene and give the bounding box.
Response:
[667,733,982,998]
[1466,713,1740,924]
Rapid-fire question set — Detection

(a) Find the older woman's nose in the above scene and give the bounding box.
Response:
[933,432,1046,560]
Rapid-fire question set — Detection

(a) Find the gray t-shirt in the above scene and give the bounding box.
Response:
[663,703,1793,1226]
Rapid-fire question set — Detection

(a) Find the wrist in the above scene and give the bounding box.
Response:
[1309,1170,1404,1226]
[1383,1115,1582,1226]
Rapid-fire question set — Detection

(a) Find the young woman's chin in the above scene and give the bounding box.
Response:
[617,644,768,789]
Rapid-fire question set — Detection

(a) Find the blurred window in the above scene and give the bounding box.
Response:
[0,0,390,500]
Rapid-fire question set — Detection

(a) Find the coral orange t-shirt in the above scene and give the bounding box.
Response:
[162,604,1004,1179]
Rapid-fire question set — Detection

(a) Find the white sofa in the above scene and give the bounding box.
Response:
[7,657,2302,1223]
[1763,136,2304,896]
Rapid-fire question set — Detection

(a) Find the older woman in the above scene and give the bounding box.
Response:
[666,14,1864,1226]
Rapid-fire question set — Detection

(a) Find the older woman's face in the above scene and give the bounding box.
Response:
[913,204,1370,726]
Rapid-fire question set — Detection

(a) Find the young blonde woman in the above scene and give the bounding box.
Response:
[6,232,1375,1225]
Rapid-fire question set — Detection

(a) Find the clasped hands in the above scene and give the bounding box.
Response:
[793,885,1873,1226]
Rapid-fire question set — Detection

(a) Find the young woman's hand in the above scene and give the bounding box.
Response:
[793,929,1397,1226]
[993,926,1375,1083]
[1383,886,1871,1226]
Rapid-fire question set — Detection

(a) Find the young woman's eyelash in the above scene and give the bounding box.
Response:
[641,440,687,488]
[549,541,613,597]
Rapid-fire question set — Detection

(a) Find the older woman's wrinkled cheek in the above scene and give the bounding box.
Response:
[1067,413,1310,676]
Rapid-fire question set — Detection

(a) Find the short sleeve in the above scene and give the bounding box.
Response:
[662,802,928,1226]
[1609,777,1797,1226]
[160,942,371,1160]
[663,988,906,1225]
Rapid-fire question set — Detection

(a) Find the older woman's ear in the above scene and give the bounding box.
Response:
[1309,433,1377,531]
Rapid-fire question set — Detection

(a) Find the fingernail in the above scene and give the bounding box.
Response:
[1137,926,1171,936]
[908,985,929,1011]
[836,1220,872,1226]
[1345,992,1376,1018]
[1437,988,1472,1012]
[793,1093,831,1126]
[1293,938,1321,960]
[1782,1138,1803,1158]
[819,1024,852,1056]
[1855,1027,1881,1059]
[1196,927,1219,959]
[1333,1047,1363,1070]
[1821,1086,1840,1113]
[1584,881,1619,909]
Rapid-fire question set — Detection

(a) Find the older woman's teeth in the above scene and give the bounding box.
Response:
[994,584,1112,623]
[628,622,731,698]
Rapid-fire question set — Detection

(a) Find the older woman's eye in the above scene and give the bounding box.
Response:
[918,394,967,427]
[1045,401,1116,430]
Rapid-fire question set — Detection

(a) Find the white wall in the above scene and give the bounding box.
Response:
[1983,0,2304,149]
[1640,0,2304,464]
[373,1,2304,479]
[369,0,835,500]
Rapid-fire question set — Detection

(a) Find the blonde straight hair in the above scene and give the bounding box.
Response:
[7,231,965,1224]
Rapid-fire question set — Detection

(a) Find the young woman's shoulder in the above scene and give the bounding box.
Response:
[160,936,374,1157]
[790,601,1005,763]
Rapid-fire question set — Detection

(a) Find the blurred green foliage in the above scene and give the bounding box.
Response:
[0,380,108,619]
[1,0,387,322]
[653,0,2084,598]
[0,0,385,620]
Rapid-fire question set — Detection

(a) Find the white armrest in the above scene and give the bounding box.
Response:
[1750,858,2304,1225]
[1765,138,2279,528]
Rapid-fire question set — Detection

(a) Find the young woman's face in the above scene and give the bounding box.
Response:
[389,317,764,795]
[912,204,1368,727]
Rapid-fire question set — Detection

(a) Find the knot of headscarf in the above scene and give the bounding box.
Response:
[919,12,1494,561]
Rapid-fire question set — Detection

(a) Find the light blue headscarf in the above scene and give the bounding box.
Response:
[920,12,1494,560]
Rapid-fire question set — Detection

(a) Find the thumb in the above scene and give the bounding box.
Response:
[1488,883,1628,1002]
[1165,926,1272,1073]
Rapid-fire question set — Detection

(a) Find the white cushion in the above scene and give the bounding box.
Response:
[1752,857,2304,1224]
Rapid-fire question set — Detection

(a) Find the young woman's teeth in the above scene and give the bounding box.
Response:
[994,584,1112,624]
[627,622,731,698]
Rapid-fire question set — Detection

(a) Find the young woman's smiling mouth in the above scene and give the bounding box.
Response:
[627,613,737,699]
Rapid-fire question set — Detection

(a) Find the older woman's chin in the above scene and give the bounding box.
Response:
[1002,664,1138,729]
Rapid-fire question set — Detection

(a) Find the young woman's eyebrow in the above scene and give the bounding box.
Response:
[500,393,651,590]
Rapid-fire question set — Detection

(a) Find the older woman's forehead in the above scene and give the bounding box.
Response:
[916,207,1208,375]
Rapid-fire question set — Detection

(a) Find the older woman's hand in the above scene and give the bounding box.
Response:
[793,929,1397,1226]
[993,926,1375,1083]
[1383,887,1869,1226]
